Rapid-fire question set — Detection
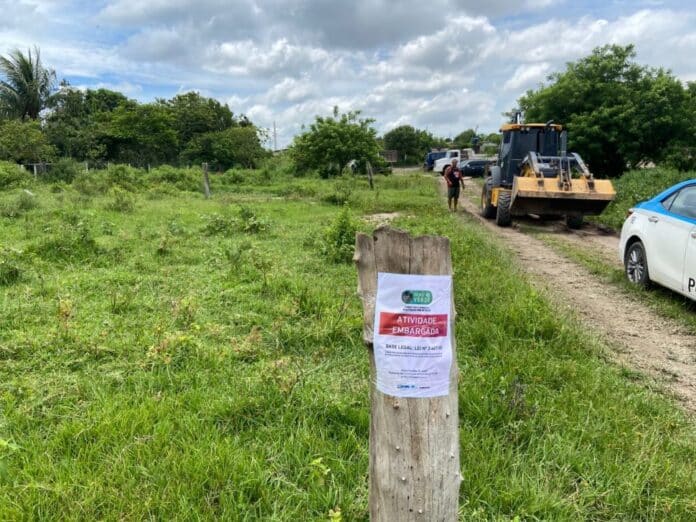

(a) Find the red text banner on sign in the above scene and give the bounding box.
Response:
[378,312,448,337]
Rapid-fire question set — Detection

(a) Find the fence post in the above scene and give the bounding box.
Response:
[366,161,374,190]
[202,162,211,199]
[354,226,460,521]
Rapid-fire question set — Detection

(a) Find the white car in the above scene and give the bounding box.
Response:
[619,179,696,300]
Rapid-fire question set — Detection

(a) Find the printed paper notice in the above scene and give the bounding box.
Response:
[373,272,453,398]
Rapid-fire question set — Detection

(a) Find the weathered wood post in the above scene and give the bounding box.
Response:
[366,160,374,190]
[202,162,211,199]
[355,226,460,521]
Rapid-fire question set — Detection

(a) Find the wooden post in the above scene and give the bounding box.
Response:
[366,160,374,190]
[354,227,460,521]
[202,162,211,199]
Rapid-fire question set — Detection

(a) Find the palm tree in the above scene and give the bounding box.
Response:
[0,46,56,120]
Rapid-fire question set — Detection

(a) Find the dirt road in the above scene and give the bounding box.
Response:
[455,180,696,413]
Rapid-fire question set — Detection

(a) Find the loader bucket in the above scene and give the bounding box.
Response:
[510,176,616,217]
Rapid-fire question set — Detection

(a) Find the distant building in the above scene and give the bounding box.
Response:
[380,150,398,164]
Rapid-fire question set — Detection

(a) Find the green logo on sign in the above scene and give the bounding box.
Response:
[401,290,432,305]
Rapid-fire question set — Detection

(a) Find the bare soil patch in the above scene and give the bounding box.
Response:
[455,180,696,412]
[363,212,405,226]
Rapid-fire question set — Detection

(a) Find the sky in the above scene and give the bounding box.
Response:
[0,0,694,148]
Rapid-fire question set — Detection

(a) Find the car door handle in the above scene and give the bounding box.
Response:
[692,232,696,239]
[648,216,659,223]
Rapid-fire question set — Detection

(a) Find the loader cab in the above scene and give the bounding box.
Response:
[498,123,563,187]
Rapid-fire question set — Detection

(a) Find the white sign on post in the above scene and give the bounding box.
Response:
[372,272,453,398]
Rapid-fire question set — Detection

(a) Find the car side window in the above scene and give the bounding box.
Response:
[668,186,696,219]
[662,191,678,210]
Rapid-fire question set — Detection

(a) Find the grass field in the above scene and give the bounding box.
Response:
[1,167,696,520]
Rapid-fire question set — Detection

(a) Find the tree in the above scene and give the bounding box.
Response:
[0,47,56,120]
[383,125,419,163]
[44,84,110,160]
[290,108,380,177]
[45,86,133,162]
[518,44,693,176]
[0,119,56,163]
[383,125,440,164]
[108,103,178,166]
[182,126,267,169]
[453,129,477,150]
[161,92,236,148]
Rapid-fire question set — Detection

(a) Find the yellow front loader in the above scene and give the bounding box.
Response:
[480,121,615,228]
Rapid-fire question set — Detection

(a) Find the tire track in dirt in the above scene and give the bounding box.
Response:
[454,180,696,412]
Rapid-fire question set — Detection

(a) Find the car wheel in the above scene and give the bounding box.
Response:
[625,241,650,287]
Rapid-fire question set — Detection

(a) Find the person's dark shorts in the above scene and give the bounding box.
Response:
[447,186,460,198]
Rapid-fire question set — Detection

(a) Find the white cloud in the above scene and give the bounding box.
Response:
[394,15,496,69]
[264,77,318,104]
[213,39,337,78]
[503,62,551,91]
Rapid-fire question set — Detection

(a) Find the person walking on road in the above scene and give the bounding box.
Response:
[444,158,464,211]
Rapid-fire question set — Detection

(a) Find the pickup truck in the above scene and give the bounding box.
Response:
[433,149,462,174]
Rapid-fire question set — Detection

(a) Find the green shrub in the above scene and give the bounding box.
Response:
[224,240,253,270]
[31,220,100,262]
[0,247,23,285]
[277,183,317,199]
[148,166,200,192]
[322,206,357,263]
[16,191,37,211]
[225,168,245,184]
[598,167,695,229]
[202,213,237,236]
[72,171,110,195]
[238,206,269,234]
[46,159,81,183]
[104,186,136,213]
[322,175,356,206]
[0,161,29,190]
[663,145,696,172]
[106,164,144,192]
[0,190,38,218]
[145,184,179,200]
[202,207,270,236]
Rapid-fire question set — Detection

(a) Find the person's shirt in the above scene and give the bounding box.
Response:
[445,165,461,187]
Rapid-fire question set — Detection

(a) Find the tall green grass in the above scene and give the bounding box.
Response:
[0,170,695,519]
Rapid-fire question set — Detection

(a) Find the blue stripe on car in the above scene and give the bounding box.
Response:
[635,180,696,227]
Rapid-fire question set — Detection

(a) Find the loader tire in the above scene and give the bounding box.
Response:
[565,214,584,229]
[496,191,512,227]
[480,183,496,218]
